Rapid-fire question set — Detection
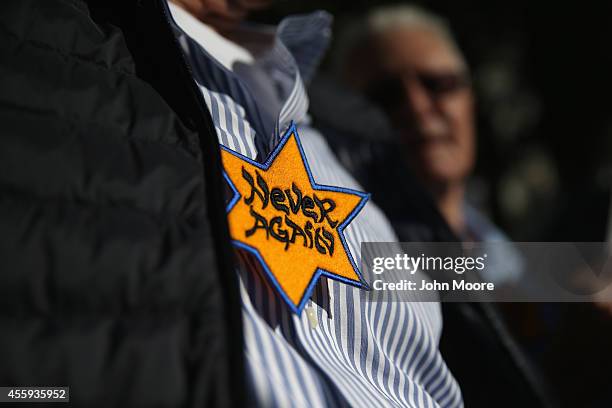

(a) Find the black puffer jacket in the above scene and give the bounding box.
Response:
[0,0,243,406]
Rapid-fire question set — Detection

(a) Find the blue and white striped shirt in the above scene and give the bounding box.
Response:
[168,4,463,407]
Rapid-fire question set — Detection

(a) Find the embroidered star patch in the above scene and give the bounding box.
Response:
[221,124,370,313]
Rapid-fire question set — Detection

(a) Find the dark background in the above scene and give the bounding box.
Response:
[254,2,612,406]
[255,0,612,242]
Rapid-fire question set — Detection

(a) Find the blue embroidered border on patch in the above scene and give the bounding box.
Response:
[221,122,370,314]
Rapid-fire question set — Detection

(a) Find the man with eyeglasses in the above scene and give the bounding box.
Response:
[333,7,549,407]
[341,5,523,288]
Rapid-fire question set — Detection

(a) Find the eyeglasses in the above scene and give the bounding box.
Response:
[366,71,471,110]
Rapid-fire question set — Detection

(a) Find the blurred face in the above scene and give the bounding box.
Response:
[172,0,272,29]
[366,27,475,187]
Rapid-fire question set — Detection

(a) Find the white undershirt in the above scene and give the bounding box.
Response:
[168,2,254,72]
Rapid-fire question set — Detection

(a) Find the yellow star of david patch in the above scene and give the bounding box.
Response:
[220,124,370,313]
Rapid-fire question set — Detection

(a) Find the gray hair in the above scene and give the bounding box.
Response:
[333,4,467,78]
[367,5,466,68]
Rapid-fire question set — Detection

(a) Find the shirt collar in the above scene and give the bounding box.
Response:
[463,203,508,242]
[274,11,333,85]
[166,2,332,157]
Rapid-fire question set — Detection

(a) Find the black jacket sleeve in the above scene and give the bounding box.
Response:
[0,0,242,406]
